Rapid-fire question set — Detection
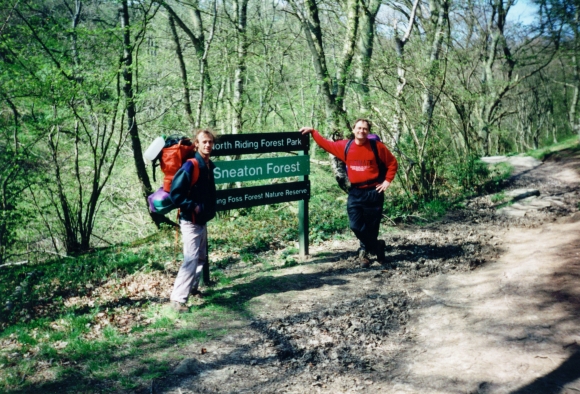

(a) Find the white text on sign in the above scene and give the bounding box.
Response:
[214,137,303,152]
[214,161,302,180]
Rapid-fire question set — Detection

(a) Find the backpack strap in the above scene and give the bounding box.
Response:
[369,139,387,182]
[186,158,200,187]
[344,139,355,162]
[184,158,200,224]
[151,158,159,183]
[346,139,387,188]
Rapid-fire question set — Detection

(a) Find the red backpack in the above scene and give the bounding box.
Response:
[156,136,196,192]
[147,136,200,215]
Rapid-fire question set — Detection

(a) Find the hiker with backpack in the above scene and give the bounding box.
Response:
[168,129,217,313]
[300,119,398,268]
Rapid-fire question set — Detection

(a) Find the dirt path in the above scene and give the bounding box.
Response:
[400,219,580,394]
[155,148,580,394]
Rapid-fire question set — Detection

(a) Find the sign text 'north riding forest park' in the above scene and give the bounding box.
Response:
[211,132,310,212]
[212,132,307,156]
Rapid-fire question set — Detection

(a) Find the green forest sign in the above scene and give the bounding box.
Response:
[212,132,310,256]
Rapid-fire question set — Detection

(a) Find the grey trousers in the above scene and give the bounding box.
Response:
[170,220,207,303]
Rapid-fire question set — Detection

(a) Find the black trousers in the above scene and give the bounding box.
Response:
[347,187,384,253]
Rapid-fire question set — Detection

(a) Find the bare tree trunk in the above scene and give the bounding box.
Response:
[290,0,359,191]
[158,1,215,127]
[121,1,175,229]
[232,0,249,135]
[196,0,217,128]
[355,0,381,113]
[335,0,360,117]
[168,15,195,125]
[391,0,420,146]
[121,0,148,194]
[416,0,449,196]
[290,0,356,133]
[570,7,580,137]
[475,0,556,154]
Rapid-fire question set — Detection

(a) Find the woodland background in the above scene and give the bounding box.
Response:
[1,0,579,265]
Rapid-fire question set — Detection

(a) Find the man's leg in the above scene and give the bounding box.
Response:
[363,191,384,253]
[170,221,206,304]
[190,227,208,294]
[347,189,367,250]
[347,188,384,253]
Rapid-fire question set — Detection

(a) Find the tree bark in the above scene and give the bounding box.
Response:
[570,6,580,137]
[121,0,176,229]
[391,0,420,146]
[168,15,195,125]
[355,0,381,113]
[196,0,217,128]
[290,0,360,191]
[417,0,449,195]
[232,0,249,135]
[158,1,215,127]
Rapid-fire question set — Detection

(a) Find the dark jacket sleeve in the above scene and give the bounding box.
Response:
[169,160,196,213]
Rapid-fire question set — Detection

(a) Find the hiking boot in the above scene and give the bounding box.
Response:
[191,289,204,298]
[358,248,370,268]
[376,240,386,263]
[360,258,371,268]
[169,300,189,313]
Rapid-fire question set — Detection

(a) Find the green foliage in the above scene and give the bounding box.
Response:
[283,258,299,267]
[483,162,513,192]
[491,192,507,203]
[280,247,299,257]
[0,244,173,328]
[0,149,32,264]
[446,155,492,194]
[382,193,416,222]
[526,136,580,160]
[419,199,452,222]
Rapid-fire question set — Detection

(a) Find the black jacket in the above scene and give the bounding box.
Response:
[169,152,217,225]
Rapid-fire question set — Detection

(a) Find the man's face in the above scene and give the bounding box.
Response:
[196,133,214,157]
[353,120,370,143]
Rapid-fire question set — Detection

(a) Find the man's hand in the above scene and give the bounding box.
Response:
[300,127,315,135]
[376,180,391,193]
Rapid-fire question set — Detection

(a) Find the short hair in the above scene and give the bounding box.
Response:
[194,129,215,141]
[352,118,372,133]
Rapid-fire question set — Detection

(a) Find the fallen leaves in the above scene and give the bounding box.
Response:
[52,341,68,350]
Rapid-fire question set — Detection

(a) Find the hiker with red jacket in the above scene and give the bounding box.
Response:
[300,119,398,267]
[168,129,217,313]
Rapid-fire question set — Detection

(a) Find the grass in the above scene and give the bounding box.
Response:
[0,175,343,393]
[491,191,507,203]
[526,135,580,160]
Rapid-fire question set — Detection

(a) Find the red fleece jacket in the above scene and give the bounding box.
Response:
[312,130,398,186]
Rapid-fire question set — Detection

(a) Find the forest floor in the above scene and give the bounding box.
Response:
[152,146,580,394]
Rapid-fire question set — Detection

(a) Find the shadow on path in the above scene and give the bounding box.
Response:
[510,348,580,394]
